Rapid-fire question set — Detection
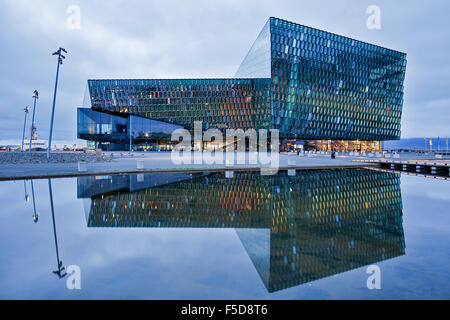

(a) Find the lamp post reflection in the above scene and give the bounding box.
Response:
[31,180,39,223]
[48,179,66,279]
[23,180,29,203]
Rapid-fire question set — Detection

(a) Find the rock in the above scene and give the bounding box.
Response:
[0,151,112,165]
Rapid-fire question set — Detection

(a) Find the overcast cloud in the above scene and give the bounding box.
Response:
[0,0,449,145]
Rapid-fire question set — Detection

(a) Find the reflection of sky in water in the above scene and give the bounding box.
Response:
[0,171,449,299]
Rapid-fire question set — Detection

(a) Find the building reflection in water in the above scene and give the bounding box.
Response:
[77,169,405,293]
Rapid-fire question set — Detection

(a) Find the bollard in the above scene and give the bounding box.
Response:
[137,159,144,169]
[78,161,87,172]
[95,148,102,161]
[288,157,296,166]
[225,156,234,166]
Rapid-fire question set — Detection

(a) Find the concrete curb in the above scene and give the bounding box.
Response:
[0,163,376,181]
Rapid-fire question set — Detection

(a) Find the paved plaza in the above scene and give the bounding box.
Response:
[0,151,448,180]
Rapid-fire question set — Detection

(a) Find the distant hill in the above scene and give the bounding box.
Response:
[383,137,449,150]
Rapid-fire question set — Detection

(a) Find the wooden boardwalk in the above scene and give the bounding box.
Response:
[354,158,450,177]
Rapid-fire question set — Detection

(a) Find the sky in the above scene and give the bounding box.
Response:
[0,0,449,146]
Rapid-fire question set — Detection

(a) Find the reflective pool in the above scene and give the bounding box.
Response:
[0,169,449,299]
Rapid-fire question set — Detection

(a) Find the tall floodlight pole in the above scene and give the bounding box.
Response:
[28,90,39,153]
[47,48,67,159]
[21,106,30,152]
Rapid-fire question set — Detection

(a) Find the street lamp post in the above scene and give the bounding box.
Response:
[47,48,67,159]
[29,90,39,153]
[21,106,30,152]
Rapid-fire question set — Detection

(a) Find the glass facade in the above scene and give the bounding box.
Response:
[86,78,272,131]
[77,108,183,150]
[78,17,406,150]
[267,17,406,140]
[78,169,405,292]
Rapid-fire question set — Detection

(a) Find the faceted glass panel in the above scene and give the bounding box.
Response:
[87,78,272,131]
[269,17,407,140]
[235,19,271,79]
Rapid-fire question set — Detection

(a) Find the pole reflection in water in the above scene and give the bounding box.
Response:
[48,179,66,279]
[77,169,405,293]
[31,180,39,223]
[23,180,29,203]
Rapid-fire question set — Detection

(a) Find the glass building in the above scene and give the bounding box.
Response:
[78,169,405,292]
[78,17,407,151]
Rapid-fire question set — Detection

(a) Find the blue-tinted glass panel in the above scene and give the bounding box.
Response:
[235,19,271,78]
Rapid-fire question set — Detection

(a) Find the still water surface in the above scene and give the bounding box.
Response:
[0,169,449,299]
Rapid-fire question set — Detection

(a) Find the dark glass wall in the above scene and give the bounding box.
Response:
[77,108,128,140]
[129,115,183,141]
[77,108,184,151]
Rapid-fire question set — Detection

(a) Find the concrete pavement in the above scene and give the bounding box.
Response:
[0,151,373,180]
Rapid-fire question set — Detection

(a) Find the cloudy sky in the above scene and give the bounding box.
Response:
[0,0,449,145]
